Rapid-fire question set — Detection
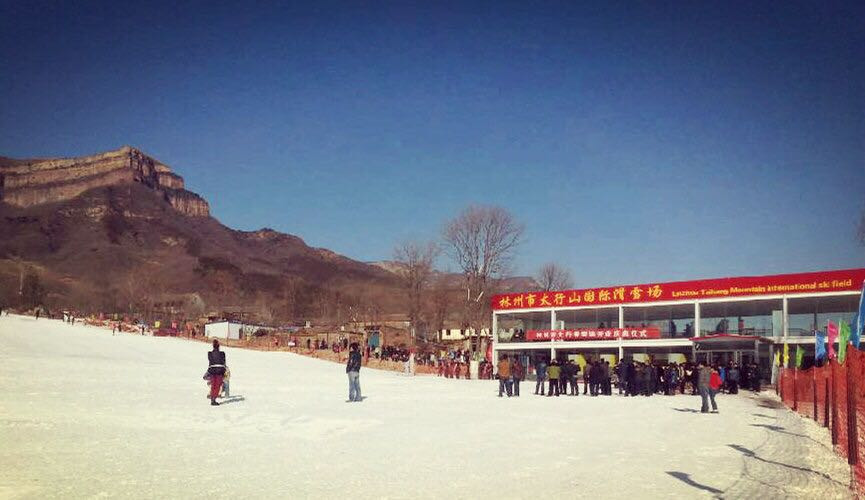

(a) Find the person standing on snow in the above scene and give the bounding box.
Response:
[206,340,227,406]
[497,356,513,397]
[567,360,580,396]
[727,363,740,394]
[346,342,363,402]
[582,359,591,395]
[534,358,547,395]
[546,359,561,397]
[697,361,718,413]
[512,357,524,397]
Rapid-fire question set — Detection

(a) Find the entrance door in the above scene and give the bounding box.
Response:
[698,350,748,365]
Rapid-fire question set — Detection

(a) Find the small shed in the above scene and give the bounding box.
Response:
[205,321,243,340]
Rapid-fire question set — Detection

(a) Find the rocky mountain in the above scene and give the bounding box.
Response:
[0,147,534,326]
[0,147,402,320]
[0,146,209,216]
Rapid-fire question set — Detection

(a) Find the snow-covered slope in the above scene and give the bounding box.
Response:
[0,315,850,499]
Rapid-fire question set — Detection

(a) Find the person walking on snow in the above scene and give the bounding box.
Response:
[206,340,227,406]
[346,342,363,402]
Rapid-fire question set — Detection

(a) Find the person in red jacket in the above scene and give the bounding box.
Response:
[706,366,723,413]
[512,358,524,397]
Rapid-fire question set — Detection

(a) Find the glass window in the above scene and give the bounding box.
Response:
[699,299,783,338]
[622,303,695,338]
[787,295,858,337]
[496,311,550,343]
[554,307,619,329]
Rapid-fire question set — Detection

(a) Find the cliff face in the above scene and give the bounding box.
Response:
[0,146,209,217]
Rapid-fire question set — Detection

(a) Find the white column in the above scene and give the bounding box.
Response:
[618,305,624,328]
[551,309,556,330]
[491,312,498,364]
[782,296,788,340]
[694,301,701,338]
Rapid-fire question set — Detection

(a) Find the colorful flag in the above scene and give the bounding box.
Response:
[816,330,827,361]
[783,343,790,367]
[853,314,861,350]
[795,345,804,368]
[855,280,865,348]
[773,351,781,367]
[828,321,838,359]
[839,320,851,364]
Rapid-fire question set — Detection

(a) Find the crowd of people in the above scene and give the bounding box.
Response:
[494,355,763,406]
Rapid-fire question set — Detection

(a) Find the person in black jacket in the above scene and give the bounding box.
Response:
[568,360,580,396]
[207,339,227,406]
[346,342,363,402]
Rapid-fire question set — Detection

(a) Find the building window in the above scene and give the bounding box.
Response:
[554,307,619,330]
[699,299,783,338]
[787,295,858,336]
[496,311,550,342]
[622,303,695,338]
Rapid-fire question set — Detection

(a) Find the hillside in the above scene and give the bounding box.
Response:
[0,147,401,320]
[0,147,532,324]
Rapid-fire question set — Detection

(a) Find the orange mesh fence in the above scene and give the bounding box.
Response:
[794,368,814,419]
[779,348,865,495]
[780,368,795,407]
[815,367,829,428]
[835,361,850,460]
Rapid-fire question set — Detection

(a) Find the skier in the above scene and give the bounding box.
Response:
[206,340,227,406]
[346,342,362,402]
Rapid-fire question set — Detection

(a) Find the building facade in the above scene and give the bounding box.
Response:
[491,268,865,378]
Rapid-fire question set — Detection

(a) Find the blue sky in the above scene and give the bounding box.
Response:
[1,1,863,286]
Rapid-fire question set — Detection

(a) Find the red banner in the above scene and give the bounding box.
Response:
[492,268,865,311]
[527,327,661,341]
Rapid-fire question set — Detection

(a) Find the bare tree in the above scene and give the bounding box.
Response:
[280,276,303,321]
[393,240,439,339]
[535,262,574,291]
[425,273,452,338]
[8,254,26,301]
[255,293,275,325]
[442,205,524,348]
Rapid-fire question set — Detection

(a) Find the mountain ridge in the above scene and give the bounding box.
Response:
[0,147,533,326]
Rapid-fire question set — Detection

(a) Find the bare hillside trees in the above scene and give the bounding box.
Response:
[536,262,574,291]
[442,205,524,339]
[393,241,439,339]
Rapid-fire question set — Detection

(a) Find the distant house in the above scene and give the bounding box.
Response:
[204,321,273,340]
[205,321,243,340]
[437,328,491,342]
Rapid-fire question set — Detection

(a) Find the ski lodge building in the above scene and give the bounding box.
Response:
[491,268,864,376]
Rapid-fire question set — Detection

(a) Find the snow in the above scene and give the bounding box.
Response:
[0,314,852,499]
